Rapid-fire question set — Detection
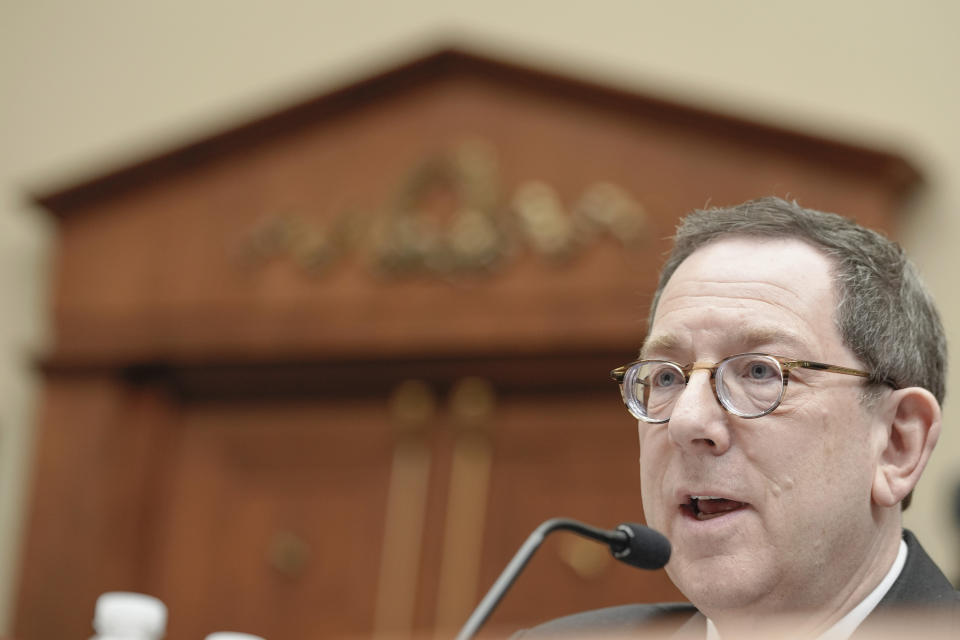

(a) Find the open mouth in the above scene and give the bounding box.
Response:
[683,495,748,521]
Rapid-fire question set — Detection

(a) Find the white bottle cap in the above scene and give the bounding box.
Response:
[204,634,266,640]
[93,592,167,638]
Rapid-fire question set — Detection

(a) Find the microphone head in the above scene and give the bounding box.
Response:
[611,523,671,570]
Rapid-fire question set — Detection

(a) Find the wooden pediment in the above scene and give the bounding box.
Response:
[36,47,920,367]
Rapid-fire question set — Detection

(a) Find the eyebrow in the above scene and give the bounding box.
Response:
[640,326,807,360]
[639,334,681,359]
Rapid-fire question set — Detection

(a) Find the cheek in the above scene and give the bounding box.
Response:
[637,424,669,520]
[744,402,873,511]
[636,421,656,453]
[637,422,665,462]
[813,400,876,474]
[737,407,825,504]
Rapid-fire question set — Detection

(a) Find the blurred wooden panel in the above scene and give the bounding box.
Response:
[149,398,398,640]
[14,374,175,640]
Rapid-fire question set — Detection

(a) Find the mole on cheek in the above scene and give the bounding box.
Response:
[769,476,794,498]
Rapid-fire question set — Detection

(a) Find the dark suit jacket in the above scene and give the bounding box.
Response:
[517,530,958,637]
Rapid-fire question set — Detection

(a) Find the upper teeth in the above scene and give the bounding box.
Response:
[691,495,724,501]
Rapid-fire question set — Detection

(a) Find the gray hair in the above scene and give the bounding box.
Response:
[650,197,947,408]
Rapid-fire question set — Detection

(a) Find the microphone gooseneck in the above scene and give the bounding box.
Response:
[455,518,670,640]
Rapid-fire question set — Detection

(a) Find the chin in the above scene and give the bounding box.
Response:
[668,551,779,614]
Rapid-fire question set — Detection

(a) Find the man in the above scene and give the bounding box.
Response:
[522,197,957,638]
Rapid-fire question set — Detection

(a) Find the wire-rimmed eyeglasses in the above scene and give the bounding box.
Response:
[609,353,897,423]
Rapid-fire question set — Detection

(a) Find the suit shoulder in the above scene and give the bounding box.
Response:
[881,530,960,608]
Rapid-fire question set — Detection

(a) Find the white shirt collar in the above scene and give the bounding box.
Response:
[705,539,908,640]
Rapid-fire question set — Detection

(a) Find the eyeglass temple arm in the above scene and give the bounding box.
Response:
[790,360,899,388]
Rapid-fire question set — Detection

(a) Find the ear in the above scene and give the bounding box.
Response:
[872,387,941,508]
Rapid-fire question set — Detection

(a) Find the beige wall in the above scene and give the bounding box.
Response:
[2,0,958,632]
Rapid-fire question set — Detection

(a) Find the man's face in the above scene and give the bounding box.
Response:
[640,236,887,618]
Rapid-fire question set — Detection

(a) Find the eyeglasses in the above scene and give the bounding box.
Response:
[610,353,896,423]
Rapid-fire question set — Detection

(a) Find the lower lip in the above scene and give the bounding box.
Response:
[676,503,751,532]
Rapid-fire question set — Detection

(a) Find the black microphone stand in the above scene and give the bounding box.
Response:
[455,518,639,640]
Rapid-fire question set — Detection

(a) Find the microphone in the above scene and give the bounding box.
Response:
[455,518,670,640]
[607,522,672,569]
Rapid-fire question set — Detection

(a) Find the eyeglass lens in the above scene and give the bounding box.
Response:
[625,354,785,421]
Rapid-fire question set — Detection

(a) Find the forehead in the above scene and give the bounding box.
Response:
[646,236,841,358]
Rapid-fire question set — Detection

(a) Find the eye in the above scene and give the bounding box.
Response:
[744,360,778,380]
[650,365,683,387]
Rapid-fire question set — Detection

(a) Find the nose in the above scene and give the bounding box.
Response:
[666,369,731,454]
